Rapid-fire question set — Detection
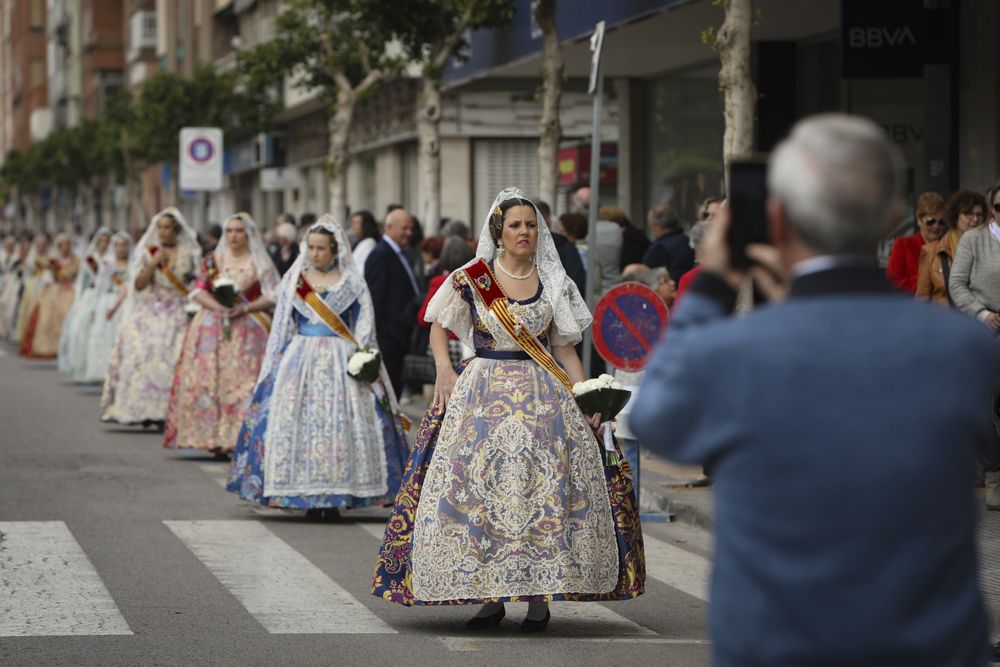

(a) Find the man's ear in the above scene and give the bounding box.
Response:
[766,198,788,247]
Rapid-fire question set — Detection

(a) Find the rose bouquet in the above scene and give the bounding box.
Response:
[347,348,382,384]
[212,277,237,339]
[573,374,632,466]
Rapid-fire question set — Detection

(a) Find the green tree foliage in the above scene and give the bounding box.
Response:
[235,0,406,219]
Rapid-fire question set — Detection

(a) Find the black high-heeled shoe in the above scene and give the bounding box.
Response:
[520,610,550,633]
[466,605,505,630]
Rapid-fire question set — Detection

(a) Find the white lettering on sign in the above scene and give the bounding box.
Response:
[848,26,917,48]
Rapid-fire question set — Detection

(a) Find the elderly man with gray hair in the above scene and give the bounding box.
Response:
[631,114,995,666]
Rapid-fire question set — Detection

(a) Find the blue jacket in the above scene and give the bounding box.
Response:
[631,267,992,667]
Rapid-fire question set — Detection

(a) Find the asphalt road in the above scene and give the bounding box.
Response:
[0,347,711,667]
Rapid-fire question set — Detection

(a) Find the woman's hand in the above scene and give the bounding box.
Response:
[226,304,248,319]
[433,366,459,409]
[106,306,118,321]
[986,312,1000,332]
[586,412,603,430]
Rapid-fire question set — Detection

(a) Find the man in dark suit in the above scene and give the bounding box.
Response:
[642,204,694,283]
[364,207,420,395]
[631,114,995,667]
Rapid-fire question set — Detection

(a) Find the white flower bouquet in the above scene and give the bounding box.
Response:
[212,277,237,339]
[573,374,631,466]
[572,374,632,421]
[347,348,382,384]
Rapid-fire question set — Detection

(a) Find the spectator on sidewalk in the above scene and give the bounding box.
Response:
[350,210,380,271]
[568,184,623,294]
[632,114,995,666]
[642,204,694,284]
[950,182,1000,512]
[268,221,299,276]
[599,206,650,269]
[674,217,716,307]
[916,190,987,308]
[560,211,589,272]
[365,207,421,394]
[886,192,946,293]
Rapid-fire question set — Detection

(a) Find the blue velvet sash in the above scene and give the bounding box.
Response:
[475,348,531,361]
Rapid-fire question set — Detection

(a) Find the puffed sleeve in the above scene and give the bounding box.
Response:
[549,275,593,348]
[423,270,475,348]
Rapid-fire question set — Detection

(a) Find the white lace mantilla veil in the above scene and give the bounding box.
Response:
[423,186,593,349]
[74,227,113,297]
[211,212,281,300]
[93,232,134,296]
[255,216,404,421]
[121,207,201,320]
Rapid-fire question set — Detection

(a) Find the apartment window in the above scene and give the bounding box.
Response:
[30,59,45,88]
[30,0,44,30]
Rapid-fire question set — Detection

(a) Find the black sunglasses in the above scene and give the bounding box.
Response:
[923,218,946,226]
[993,203,1000,213]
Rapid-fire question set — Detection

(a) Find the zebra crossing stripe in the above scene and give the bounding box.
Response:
[196,462,230,488]
[0,521,132,637]
[642,534,711,602]
[165,520,396,634]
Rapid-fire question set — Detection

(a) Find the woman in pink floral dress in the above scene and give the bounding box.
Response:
[164,213,279,455]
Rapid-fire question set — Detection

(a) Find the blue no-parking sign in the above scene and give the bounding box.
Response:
[179,127,223,191]
[592,282,669,371]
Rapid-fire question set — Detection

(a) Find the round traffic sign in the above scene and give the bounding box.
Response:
[592,282,669,371]
[188,137,215,163]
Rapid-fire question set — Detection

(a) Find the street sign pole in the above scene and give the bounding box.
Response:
[583,20,606,379]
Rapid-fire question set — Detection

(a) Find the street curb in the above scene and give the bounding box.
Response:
[639,480,714,531]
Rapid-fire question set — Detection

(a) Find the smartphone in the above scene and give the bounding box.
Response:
[727,159,770,269]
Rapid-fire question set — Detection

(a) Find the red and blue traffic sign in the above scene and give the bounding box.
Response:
[592,282,669,371]
[187,137,215,163]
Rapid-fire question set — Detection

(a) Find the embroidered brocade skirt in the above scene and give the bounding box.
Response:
[163,309,269,452]
[372,357,645,605]
[100,285,188,424]
[227,333,409,509]
[21,282,75,359]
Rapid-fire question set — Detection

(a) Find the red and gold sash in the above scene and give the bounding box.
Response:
[148,246,189,296]
[239,280,271,333]
[295,275,410,431]
[463,259,574,392]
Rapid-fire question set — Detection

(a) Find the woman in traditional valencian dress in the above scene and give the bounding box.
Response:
[59,228,112,377]
[227,218,409,518]
[21,233,80,359]
[82,232,132,384]
[164,213,279,455]
[372,188,645,631]
[101,208,200,428]
[0,235,22,337]
[12,233,51,344]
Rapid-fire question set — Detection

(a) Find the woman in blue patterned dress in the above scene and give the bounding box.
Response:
[227,217,409,518]
[372,188,644,632]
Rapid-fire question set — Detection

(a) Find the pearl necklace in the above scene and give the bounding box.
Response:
[495,257,535,280]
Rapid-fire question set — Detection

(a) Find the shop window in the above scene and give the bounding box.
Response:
[642,66,725,226]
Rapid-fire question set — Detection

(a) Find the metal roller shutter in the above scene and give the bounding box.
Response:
[472,139,540,235]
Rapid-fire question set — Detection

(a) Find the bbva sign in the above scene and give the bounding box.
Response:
[848,26,918,49]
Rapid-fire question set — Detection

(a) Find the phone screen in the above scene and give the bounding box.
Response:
[727,160,769,269]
